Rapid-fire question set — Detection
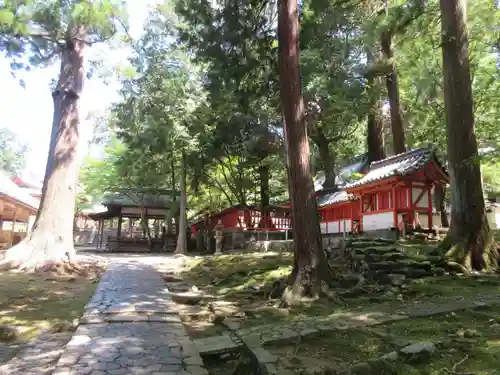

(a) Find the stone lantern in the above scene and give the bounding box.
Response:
[214,220,224,255]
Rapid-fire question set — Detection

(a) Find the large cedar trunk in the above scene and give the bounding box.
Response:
[278,0,332,304]
[434,184,449,228]
[258,165,271,228]
[164,155,175,251]
[175,151,188,254]
[366,49,386,164]
[1,36,86,270]
[315,129,335,189]
[439,0,499,271]
[381,31,406,155]
[140,208,153,249]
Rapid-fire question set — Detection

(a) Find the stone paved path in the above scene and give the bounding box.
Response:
[0,333,73,375]
[51,261,208,375]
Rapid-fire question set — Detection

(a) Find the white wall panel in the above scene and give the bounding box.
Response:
[362,211,394,231]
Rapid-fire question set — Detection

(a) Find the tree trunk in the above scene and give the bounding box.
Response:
[1,36,86,270]
[439,0,499,271]
[258,165,271,228]
[366,48,386,164]
[315,129,335,188]
[278,0,332,304]
[171,155,179,234]
[381,31,406,155]
[434,184,449,228]
[175,151,188,255]
[140,208,153,250]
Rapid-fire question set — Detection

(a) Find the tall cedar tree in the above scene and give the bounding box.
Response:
[366,48,386,163]
[175,151,188,254]
[439,0,499,270]
[0,1,122,270]
[381,31,406,154]
[278,0,332,304]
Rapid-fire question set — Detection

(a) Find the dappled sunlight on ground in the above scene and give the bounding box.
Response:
[168,250,500,339]
[0,266,103,341]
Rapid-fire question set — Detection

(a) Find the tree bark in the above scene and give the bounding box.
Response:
[175,151,188,255]
[1,34,86,270]
[366,48,386,164]
[140,208,153,250]
[439,0,499,271]
[434,184,449,228]
[163,154,175,251]
[314,129,335,188]
[381,31,406,155]
[278,0,332,304]
[258,165,271,228]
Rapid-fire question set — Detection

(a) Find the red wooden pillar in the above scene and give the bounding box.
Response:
[427,185,433,228]
[392,186,398,228]
[408,185,414,228]
[358,194,363,232]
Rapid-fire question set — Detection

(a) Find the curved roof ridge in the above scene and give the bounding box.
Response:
[370,147,431,169]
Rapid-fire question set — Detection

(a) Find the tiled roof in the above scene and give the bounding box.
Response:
[317,190,357,207]
[345,148,445,189]
[0,170,40,210]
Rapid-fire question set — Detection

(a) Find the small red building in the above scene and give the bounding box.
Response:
[317,190,360,234]
[190,204,291,236]
[318,148,448,234]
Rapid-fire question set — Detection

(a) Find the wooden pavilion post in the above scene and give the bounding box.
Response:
[99,220,105,249]
[8,208,17,247]
[117,215,122,239]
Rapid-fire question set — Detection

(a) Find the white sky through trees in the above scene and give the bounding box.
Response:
[0,0,159,183]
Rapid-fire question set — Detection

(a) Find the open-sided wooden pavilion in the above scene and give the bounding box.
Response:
[88,189,180,251]
[0,171,39,249]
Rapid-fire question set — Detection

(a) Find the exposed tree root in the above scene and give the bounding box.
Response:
[274,263,366,307]
[0,236,77,272]
[446,261,471,275]
[440,221,500,273]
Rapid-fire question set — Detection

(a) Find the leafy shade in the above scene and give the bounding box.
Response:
[0,0,125,70]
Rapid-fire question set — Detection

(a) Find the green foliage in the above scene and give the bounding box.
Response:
[482,161,500,196]
[0,0,126,70]
[0,127,29,175]
[81,0,500,217]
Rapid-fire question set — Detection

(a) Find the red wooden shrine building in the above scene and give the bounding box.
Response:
[317,148,448,235]
[190,148,448,237]
[191,204,291,236]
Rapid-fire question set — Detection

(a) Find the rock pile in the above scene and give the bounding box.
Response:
[326,238,450,285]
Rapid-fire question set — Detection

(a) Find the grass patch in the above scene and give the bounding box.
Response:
[377,307,500,374]
[266,329,396,374]
[183,253,292,295]
[404,275,500,300]
[0,270,100,342]
[263,307,500,374]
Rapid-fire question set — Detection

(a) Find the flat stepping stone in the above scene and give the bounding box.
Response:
[170,292,217,305]
[194,334,242,355]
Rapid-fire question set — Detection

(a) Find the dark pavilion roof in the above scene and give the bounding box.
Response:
[102,189,179,209]
[345,147,447,189]
[316,188,357,208]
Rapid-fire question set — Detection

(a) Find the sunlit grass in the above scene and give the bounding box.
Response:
[0,271,98,342]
